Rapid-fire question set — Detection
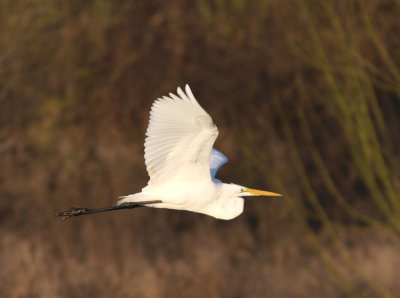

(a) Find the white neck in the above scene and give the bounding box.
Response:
[200,183,244,220]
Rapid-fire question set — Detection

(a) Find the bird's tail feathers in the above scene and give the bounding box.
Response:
[117,193,146,205]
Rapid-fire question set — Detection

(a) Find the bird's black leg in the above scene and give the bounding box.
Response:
[56,200,162,220]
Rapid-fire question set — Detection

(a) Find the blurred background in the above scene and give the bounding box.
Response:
[1,0,400,297]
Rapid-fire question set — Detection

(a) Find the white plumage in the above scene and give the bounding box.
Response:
[118,85,281,220]
[144,85,217,184]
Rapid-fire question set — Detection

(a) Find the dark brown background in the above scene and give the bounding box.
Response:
[1,1,400,297]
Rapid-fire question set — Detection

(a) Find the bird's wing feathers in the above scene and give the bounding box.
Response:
[145,85,219,184]
[210,148,228,180]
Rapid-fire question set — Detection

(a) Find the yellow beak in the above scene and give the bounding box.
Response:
[243,188,282,197]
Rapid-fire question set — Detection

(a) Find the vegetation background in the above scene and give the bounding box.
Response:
[1,0,400,297]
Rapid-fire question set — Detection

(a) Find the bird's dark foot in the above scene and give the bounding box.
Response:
[56,207,89,220]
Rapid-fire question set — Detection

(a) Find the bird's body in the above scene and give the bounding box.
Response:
[57,85,280,220]
[119,176,244,220]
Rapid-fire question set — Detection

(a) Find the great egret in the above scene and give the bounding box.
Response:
[57,85,281,220]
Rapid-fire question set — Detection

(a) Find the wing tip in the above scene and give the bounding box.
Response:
[184,83,190,93]
[184,84,197,102]
[176,85,190,101]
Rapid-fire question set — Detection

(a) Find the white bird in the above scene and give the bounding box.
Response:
[58,85,281,220]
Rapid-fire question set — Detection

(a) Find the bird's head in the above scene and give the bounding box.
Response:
[209,183,281,220]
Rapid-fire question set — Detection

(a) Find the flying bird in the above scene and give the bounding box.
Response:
[57,85,281,220]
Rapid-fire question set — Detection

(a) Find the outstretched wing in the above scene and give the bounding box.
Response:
[144,85,218,184]
[210,148,228,181]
